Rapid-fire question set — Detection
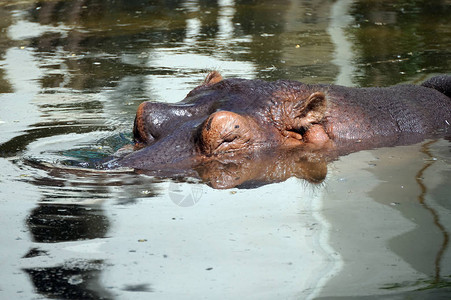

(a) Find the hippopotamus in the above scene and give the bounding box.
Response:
[110,72,450,187]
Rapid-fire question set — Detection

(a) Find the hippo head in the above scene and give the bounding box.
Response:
[115,72,331,186]
[134,72,329,153]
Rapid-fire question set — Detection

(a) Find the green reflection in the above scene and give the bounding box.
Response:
[350,0,451,86]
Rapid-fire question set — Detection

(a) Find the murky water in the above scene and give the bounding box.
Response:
[1,0,450,299]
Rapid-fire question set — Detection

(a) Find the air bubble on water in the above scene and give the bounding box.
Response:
[68,275,83,285]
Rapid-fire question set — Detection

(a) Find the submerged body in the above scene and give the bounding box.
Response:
[113,72,450,183]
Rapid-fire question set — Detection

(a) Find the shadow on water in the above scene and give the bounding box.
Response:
[379,140,451,292]
[416,141,449,284]
[24,260,112,300]
[27,203,109,243]
[358,139,451,294]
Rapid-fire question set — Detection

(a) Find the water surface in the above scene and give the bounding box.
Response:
[0,0,450,299]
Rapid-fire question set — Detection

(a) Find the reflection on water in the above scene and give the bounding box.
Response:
[351,1,451,86]
[416,141,449,284]
[381,140,451,290]
[0,0,450,299]
[319,140,451,297]
[24,260,111,299]
[27,204,109,243]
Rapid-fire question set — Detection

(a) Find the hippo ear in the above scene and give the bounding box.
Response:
[204,71,223,85]
[295,92,327,126]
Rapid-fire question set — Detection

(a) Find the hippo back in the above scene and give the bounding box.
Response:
[421,74,451,98]
[324,82,451,142]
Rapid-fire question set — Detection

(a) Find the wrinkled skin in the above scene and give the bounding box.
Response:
[111,72,451,188]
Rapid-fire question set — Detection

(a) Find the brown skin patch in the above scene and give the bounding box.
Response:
[200,111,266,155]
[133,102,149,149]
[303,124,330,146]
[280,130,304,147]
[205,115,214,131]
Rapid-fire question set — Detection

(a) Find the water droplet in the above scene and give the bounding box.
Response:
[68,275,83,285]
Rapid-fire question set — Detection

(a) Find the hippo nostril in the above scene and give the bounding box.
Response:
[133,116,151,147]
[133,102,157,147]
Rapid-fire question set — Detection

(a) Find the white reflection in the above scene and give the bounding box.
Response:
[8,19,69,41]
[140,0,255,102]
[0,47,41,143]
[146,48,255,102]
[182,0,201,13]
[218,0,236,40]
[328,0,357,86]
[102,177,337,299]
[0,12,45,299]
[185,18,201,44]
